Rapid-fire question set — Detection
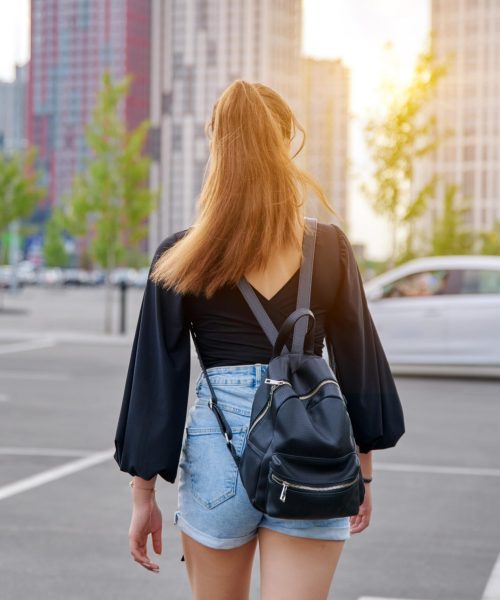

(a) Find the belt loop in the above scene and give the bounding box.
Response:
[255,363,262,385]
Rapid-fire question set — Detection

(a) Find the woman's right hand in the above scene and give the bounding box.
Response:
[128,493,163,573]
[349,482,372,534]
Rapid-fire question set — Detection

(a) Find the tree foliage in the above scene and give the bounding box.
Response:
[363,39,450,263]
[0,146,46,234]
[60,70,159,332]
[43,208,68,267]
[60,70,158,270]
[429,183,477,255]
[477,222,500,255]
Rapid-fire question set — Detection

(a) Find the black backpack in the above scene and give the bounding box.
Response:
[190,217,365,519]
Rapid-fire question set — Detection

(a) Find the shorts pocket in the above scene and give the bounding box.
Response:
[186,424,248,509]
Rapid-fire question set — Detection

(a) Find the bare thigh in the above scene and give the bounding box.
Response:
[258,527,345,600]
[180,530,258,600]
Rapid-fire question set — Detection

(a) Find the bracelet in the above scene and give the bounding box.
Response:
[362,477,373,483]
[129,479,156,492]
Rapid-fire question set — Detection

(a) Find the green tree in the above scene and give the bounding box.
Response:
[363,39,450,266]
[43,208,68,267]
[0,147,46,308]
[0,146,46,242]
[61,70,159,333]
[477,221,500,255]
[429,183,476,255]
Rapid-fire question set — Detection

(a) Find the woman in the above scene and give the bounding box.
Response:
[114,80,405,599]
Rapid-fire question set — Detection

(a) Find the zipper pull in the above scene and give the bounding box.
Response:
[279,481,288,502]
[264,378,287,385]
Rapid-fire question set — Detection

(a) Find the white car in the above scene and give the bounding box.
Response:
[362,255,500,376]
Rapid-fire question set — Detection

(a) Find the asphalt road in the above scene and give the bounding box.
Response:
[0,286,499,599]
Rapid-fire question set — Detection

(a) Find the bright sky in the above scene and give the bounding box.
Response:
[303,0,431,259]
[0,0,430,260]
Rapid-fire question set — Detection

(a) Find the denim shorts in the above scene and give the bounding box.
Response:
[173,363,351,549]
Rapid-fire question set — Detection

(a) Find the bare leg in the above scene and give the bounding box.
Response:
[180,530,258,600]
[258,527,345,600]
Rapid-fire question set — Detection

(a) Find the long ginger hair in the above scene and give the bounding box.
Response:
[150,79,338,298]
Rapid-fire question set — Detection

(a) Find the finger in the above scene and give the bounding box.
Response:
[130,539,149,563]
[350,514,362,529]
[130,548,160,571]
[349,513,363,532]
[152,527,162,555]
[351,514,369,533]
[130,536,160,570]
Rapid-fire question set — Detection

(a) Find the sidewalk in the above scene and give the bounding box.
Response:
[0,285,142,343]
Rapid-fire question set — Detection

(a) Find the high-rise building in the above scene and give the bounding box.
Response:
[301,57,349,227]
[0,63,29,155]
[414,0,500,248]
[27,0,151,225]
[149,0,303,251]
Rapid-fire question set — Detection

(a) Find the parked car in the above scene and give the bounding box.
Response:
[37,267,64,286]
[0,264,30,288]
[133,267,150,287]
[61,268,92,286]
[17,261,38,286]
[0,265,13,288]
[110,268,140,287]
[361,255,500,372]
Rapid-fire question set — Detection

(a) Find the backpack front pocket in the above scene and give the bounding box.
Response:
[265,451,362,518]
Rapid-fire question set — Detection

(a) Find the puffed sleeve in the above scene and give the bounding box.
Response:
[324,225,405,453]
[113,231,191,482]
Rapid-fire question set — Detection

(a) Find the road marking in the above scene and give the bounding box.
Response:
[375,462,500,477]
[482,552,500,600]
[0,338,56,355]
[0,446,94,457]
[0,330,133,346]
[358,597,429,600]
[0,448,114,501]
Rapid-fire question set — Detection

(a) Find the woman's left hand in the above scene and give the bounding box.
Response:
[349,483,372,534]
[128,495,163,572]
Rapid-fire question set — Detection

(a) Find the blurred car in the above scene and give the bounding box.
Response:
[87,269,105,286]
[0,264,31,288]
[37,267,64,286]
[362,255,500,369]
[133,267,150,287]
[61,268,92,286]
[0,265,13,288]
[110,267,140,287]
[17,261,38,285]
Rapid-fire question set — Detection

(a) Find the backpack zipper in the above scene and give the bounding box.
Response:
[264,378,337,400]
[297,379,336,400]
[271,472,359,502]
[248,383,280,435]
[248,378,340,436]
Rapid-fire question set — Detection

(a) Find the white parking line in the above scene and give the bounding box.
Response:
[358,597,429,600]
[0,446,94,457]
[375,462,500,477]
[482,552,500,600]
[0,448,114,501]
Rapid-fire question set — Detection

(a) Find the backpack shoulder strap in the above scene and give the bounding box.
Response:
[291,217,318,352]
[237,216,318,354]
[236,277,280,347]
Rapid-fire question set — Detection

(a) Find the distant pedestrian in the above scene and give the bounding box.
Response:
[114,79,405,599]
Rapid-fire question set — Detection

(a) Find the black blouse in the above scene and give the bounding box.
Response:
[113,222,406,483]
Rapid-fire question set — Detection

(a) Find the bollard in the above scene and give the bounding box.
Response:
[119,280,127,334]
